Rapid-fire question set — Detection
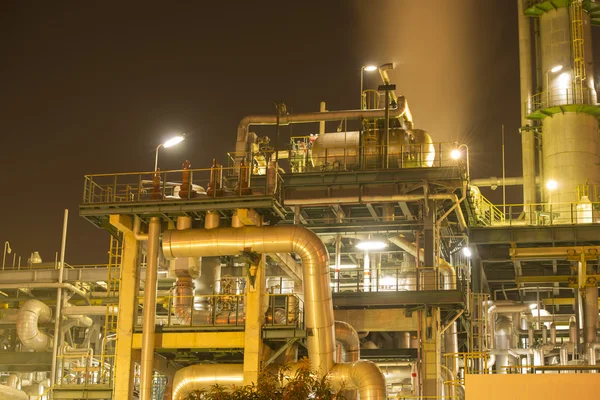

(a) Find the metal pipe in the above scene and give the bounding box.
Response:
[487,304,529,350]
[0,385,28,400]
[470,176,541,188]
[133,216,149,241]
[51,209,67,388]
[162,225,335,374]
[517,0,537,206]
[329,360,387,400]
[335,321,360,363]
[61,306,118,316]
[444,322,459,375]
[388,236,456,290]
[140,217,160,400]
[171,364,243,400]
[587,342,600,367]
[584,285,598,344]
[235,97,410,156]
[16,299,52,351]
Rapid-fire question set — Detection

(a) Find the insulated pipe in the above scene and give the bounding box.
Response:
[140,217,161,400]
[487,304,529,351]
[0,385,28,400]
[444,322,459,374]
[470,176,541,188]
[517,0,537,206]
[162,225,335,374]
[16,299,52,351]
[61,306,118,316]
[235,97,410,156]
[335,321,360,363]
[329,361,387,400]
[584,285,598,344]
[587,342,600,367]
[171,364,244,400]
[388,235,456,290]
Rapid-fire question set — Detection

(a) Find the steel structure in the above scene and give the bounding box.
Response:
[0,1,599,399]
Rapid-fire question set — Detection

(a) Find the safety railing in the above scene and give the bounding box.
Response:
[472,201,600,227]
[526,86,597,115]
[82,165,283,205]
[229,141,463,175]
[443,352,490,388]
[503,364,599,374]
[139,294,246,329]
[329,265,468,293]
[265,294,304,330]
[55,353,115,387]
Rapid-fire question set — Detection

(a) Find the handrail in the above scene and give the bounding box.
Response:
[525,86,597,115]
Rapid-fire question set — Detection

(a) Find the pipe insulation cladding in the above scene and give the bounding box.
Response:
[162,225,336,375]
[16,299,53,351]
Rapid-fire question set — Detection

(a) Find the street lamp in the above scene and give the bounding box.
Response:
[450,144,470,179]
[545,65,563,107]
[155,134,186,171]
[2,241,11,271]
[360,65,378,109]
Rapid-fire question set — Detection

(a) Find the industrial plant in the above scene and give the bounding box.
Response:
[1,0,600,399]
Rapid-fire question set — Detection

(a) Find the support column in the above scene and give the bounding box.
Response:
[420,306,441,398]
[140,217,161,400]
[243,254,266,384]
[110,216,140,400]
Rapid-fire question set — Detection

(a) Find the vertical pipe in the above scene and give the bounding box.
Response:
[334,235,341,293]
[140,217,160,400]
[517,0,537,207]
[319,102,326,135]
[50,209,68,389]
[363,252,370,292]
[583,285,598,345]
[384,89,390,169]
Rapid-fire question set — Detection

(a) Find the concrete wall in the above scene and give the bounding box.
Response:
[465,373,600,400]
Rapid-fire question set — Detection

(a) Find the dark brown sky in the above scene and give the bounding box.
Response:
[1,1,598,264]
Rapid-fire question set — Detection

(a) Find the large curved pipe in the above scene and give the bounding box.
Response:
[388,235,456,290]
[329,360,387,399]
[16,299,52,351]
[335,321,360,363]
[487,304,528,351]
[171,364,243,400]
[162,225,335,374]
[235,97,409,156]
[0,385,28,400]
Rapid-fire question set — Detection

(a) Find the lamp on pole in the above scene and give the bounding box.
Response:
[360,65,378,109]
[155,134,186,171]
[2,241,11,271]
[450,144,470,180]
[544,64,563,107]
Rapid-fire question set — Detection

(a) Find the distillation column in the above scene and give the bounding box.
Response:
[522,1,600,212]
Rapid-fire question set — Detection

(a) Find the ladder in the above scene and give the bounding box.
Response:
[571,0,586,103]
[100,235,122,389]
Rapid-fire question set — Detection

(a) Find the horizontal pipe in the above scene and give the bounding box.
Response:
[470,176,541,188]
[162,225,335,374]
[172,364,243,400]
[510,246,600,260]
[61,305,118,316]
[236,97,409,155]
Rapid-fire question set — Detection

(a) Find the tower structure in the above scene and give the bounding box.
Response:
[520,0,600,211]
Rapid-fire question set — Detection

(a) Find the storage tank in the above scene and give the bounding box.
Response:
[309,128,435,170]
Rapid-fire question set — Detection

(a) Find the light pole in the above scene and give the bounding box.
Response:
[155,134,186,171]
[360,65,377,109]
[2,241,11,271]
[450,144,470,180]
[545,65,563,107]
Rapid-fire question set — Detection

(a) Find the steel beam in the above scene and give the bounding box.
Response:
[131,332,245,349]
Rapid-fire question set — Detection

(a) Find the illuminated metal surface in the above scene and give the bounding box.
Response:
[162,225,335,375]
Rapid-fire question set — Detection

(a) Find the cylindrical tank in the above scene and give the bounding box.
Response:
[538,7,600,215]
[309,129,435,170]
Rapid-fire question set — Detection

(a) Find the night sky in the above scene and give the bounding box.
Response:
[1,1,599,264]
